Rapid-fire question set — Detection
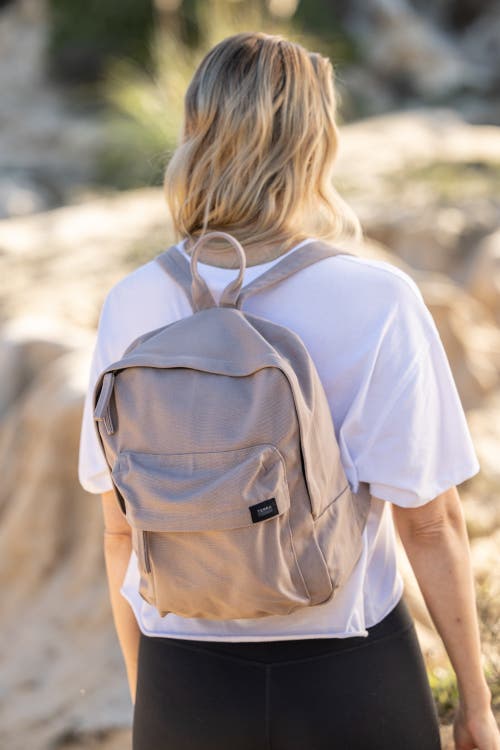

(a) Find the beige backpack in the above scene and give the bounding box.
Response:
[94,231,371,620]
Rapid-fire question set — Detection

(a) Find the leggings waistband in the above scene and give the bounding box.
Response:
[143,596,413,665]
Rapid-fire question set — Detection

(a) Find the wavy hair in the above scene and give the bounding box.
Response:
[164,31,361,262]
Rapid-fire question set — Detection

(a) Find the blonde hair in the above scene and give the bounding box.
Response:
[164,31,361,260]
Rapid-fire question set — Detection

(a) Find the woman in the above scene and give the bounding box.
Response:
[78,32,500,750]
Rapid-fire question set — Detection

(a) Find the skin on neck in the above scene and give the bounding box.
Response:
[183,233,309,269]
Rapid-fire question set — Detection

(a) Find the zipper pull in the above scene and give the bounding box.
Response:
[94,372,116,435]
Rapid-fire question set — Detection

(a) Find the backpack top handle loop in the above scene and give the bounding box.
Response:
[190,231,246,310]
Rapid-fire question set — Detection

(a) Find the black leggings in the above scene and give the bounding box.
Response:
[133,596,441,750]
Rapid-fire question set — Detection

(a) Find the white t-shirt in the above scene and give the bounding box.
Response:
[78,236,480,641]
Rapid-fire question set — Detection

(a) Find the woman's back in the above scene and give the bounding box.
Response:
[79,234,478,641]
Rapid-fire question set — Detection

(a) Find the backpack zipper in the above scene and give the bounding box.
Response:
[142,530,152,573]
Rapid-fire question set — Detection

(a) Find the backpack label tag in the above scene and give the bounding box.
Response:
[249,498,279,523]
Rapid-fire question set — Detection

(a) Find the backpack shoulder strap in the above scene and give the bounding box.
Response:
[155,245,216,311]
[155,239,353,311]
[235,240,353,309]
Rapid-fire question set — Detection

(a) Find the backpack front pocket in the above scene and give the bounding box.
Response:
[111,444,310,619]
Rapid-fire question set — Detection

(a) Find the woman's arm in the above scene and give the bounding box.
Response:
[101,490,141,705]
[391,485,500,750]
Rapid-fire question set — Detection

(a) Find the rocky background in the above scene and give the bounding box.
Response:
[0,1,499,748]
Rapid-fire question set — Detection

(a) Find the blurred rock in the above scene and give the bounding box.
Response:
[466,392,500,496]
[419,276,500,409]
[0,317,93,418]
[0,187,172,328]
[337,67,396,120]
[336,109,500,187]
[0,339,132,750]
[460,395,500,538]
[465,229,500,321]
[335,111,500,279]
[365,205,469,274]
[0,0,103,214]
[336,0,500,123]
[470,530,500,585]
[0,333,67,419]
[359,239,500,410]
[345,0,478,99]
[461,4,500,83]
[0,169,63,219]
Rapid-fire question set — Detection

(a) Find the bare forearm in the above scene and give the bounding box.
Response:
[398,509,490,712]
[103,532,141,704]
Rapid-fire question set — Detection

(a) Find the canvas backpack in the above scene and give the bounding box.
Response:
[93,231,371,620]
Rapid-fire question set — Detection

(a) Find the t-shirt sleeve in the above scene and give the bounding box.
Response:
[339,270,480,507]
[78,291,129,495]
